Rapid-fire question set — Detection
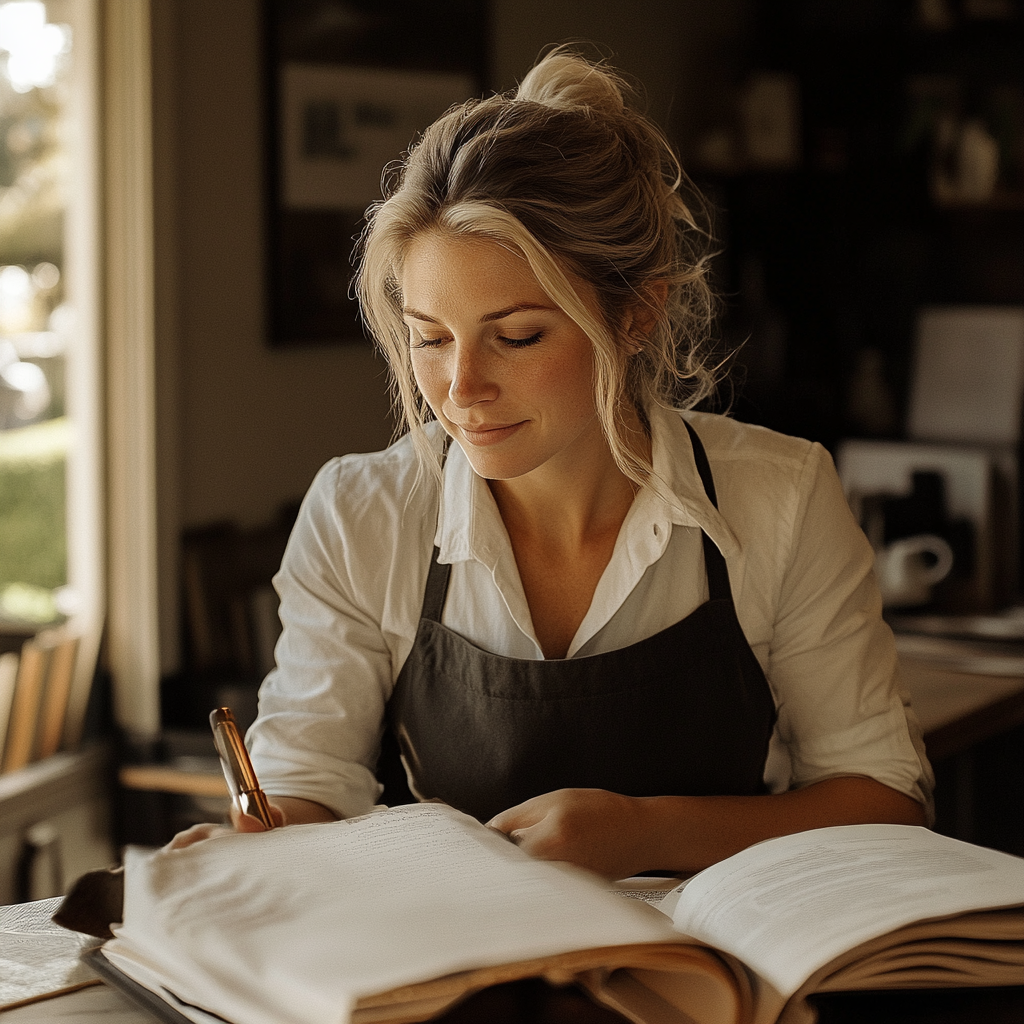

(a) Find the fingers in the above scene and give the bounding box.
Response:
[163,822,232,851]
[503,815,561,861]
[487,792,570,861]
[229,802,286,832]
[488,789,648,879]
[487,793,550,836]
[487,820,532,848]
[232,811,269,833]
[166,802,287,852]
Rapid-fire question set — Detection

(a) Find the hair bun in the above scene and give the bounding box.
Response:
[515,47,628,117]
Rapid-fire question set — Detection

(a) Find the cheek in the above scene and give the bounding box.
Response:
[535,351,596,421]
[410,353,449,412]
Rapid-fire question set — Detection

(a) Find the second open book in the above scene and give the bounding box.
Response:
[91,804,1024,1024]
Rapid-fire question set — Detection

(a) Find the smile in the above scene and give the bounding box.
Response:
[457,421,526,446]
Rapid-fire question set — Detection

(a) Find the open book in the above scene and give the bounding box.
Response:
[82,804,1022,1024]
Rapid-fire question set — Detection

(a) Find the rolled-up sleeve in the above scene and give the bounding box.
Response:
[247,454,431,819]
[764,443,934,815]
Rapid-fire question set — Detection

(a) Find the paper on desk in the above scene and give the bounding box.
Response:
[0,897,101,1010]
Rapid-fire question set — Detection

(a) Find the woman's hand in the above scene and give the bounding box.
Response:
[163,796,335,851]
[489,778,927,879]
[488,788,649,880]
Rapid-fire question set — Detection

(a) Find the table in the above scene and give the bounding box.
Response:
[5,977,1024,1023]
[3,894,1022,1024]
[8,647,1022,1022]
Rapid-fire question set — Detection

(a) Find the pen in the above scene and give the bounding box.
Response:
[209,707,276,829]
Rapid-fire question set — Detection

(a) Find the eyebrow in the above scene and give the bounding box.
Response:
[401,302,557,324]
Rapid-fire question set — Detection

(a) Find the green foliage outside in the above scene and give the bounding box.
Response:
[0,9,73,626]
[0,418,67,622]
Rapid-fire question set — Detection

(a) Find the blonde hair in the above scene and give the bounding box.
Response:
[355,46,718,490]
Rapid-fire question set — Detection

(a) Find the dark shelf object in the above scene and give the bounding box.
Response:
[708,1,1024,452]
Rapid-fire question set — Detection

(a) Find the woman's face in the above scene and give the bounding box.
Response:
[400,231,605,483]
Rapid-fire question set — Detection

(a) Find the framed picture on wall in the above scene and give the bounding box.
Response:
[263,0,488,347]
[280,64,474,211]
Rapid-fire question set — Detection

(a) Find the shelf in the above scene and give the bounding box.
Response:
[118,763,228,799]
[0,744,111,836]
[935,191,1024,213]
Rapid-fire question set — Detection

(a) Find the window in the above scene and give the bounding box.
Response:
[0,0,73,627]
[0,0,102,733]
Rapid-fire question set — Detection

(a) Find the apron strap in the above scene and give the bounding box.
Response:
[421,547,451,623]
[682,420,734,604]
[422,435,453,624]
[420,420,733,624]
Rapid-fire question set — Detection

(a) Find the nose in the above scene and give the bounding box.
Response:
[447,341,498,409]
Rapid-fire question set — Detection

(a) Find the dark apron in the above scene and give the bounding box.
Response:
[379,422,776,824]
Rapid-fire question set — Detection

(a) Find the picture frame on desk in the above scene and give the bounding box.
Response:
[262,0,486,348]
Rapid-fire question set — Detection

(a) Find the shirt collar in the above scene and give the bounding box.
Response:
[647,405,741,558]
[436,439,509,570]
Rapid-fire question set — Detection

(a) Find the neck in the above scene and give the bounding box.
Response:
[488,408,650,550]
[489,454,634,549]
[485,409,651,659]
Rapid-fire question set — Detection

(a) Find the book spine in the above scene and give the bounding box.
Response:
[1,639,50,773]
[35,634,80,760]
[0,651,21,766]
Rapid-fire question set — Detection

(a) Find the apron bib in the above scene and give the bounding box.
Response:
[380,422,776,823]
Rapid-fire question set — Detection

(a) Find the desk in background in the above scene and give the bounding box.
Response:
[898,637,1024,856]
[898,637,1024,759]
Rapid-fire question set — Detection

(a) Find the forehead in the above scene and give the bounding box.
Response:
[399,231,548,308]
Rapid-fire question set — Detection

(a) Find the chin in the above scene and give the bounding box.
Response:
[455,443,541,482]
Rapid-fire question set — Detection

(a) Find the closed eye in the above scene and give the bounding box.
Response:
[499,332,542,349]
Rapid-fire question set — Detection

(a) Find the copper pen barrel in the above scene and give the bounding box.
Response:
[210,707,276,829]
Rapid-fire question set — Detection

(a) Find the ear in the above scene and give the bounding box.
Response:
[622,280,669,352]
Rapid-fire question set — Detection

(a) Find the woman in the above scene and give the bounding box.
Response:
[190,47,932,879]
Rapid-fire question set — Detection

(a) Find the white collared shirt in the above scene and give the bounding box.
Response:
[249,406,933,819]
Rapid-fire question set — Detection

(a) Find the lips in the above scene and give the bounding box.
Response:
[456,421,525,446]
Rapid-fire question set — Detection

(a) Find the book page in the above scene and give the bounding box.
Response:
[0,897,101,1009]
[669,824,1024,1003]
[105,803,682,1024]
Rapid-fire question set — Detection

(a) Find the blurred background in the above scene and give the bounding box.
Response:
[0,0,1021,902]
